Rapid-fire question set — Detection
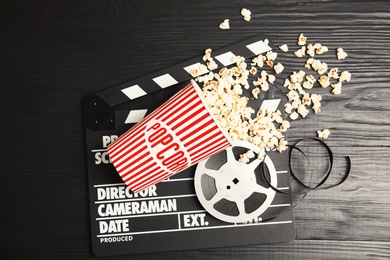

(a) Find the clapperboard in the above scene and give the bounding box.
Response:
[83,35,296,257]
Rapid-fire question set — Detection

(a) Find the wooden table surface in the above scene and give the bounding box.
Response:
[1,0,390,259]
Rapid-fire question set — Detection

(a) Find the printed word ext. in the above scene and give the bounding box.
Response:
[183,213,209,227]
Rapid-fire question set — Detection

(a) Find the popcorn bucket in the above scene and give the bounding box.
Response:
[107,80,232,193]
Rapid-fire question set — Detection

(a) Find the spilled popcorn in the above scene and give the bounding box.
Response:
[193,33,351,162]
[337,48,348,60]
[219,19,230,30]
[282,33,352,120]
[241,8,251,22]
[220,8,252,30]
[298,33,307,46]
[279,44,289,52]
[317,129,331,139]
[195,43,289,160]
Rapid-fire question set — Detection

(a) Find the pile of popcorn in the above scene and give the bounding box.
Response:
[193,44,289,162]
[191,10,352,162]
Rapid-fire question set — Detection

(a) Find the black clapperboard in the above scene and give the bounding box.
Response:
[83,35,296,257]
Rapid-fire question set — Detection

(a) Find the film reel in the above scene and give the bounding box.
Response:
[194,140,277,223]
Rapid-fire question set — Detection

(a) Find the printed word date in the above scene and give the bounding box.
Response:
[99,219,129,234]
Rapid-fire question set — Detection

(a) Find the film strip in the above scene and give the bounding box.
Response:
[83,35,295,256]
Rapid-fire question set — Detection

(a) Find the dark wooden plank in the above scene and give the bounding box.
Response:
[1,0,390,258]
[2,238,389,259]
[144,240,390,260]
[292,149,390,241]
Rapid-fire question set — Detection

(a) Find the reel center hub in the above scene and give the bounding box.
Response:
[218,162,256,200]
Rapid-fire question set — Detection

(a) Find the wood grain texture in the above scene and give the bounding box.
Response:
[1,0,390,258]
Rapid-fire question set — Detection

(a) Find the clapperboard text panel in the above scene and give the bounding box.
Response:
[83,35,295,256]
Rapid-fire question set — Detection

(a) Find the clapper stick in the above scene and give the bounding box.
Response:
[83,35,272,131]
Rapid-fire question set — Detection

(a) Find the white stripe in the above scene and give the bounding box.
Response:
[268,204,291,207]
[110,127,144,161]
[127,167,165,189]
[118,155,152,179]
[110,85,195,154]
[91,148,107,152]
[178,214,181,229]
[108,123,145,154]
[191,139,228,163]
[171,106,208,134]
[260,99,281,112]
[96,220,293,237]
[96,209,206,221]
[159,89,198,124]
[186,132,222,158]
[215,51,236,66]
[162,178,194,182]
[115,143,148,171]
[153,73,178,89]
[120,154,155,180]
[93,183,125,188]
[120,155,156,181]
[108,125,147,158]
[124,109,148,124]
[131,172,168,193]
[166,96,203,128]
[95,194,197,204]
[121,84,147,100]
[108,87,182,151]
[246,40,272,55]
[183,62,209,76]
[186,127,222,152]
[182,121,216,148]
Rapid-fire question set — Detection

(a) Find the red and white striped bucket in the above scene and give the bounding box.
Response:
[107,80,232,193]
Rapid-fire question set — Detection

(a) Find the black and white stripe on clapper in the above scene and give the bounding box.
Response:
[83,35,272,131]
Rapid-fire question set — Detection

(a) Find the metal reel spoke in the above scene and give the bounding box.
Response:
[226,147,236,162]
[195,141,279,223]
